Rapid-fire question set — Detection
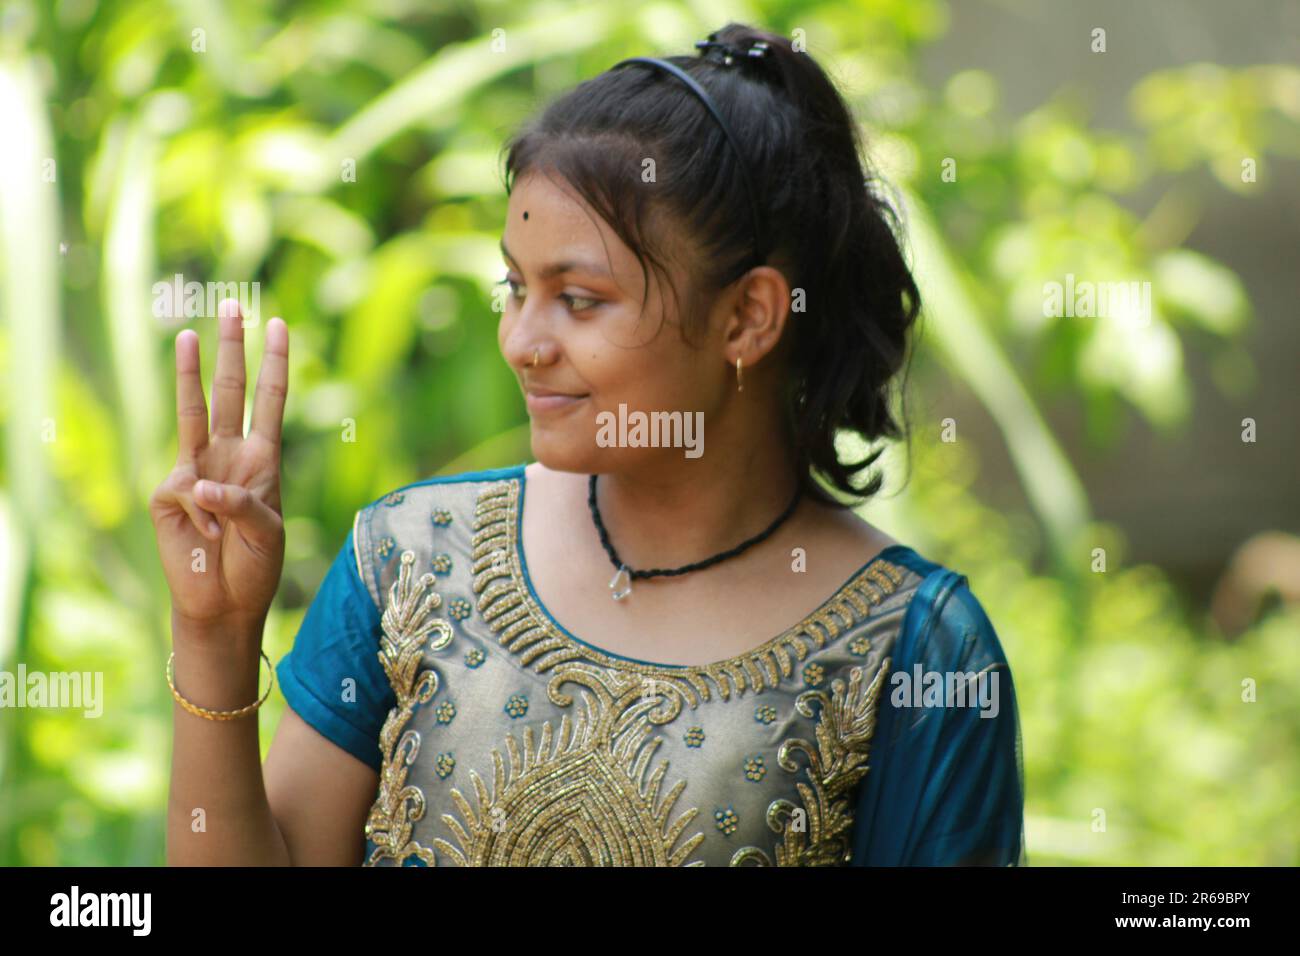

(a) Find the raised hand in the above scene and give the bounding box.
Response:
[149,299,288,631]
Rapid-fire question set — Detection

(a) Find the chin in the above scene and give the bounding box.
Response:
[529,427,675,477]
[528,427,600,474]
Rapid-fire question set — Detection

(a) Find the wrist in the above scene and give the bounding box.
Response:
[167,646,273,718]
[171,608,267,650]
[169,618,271,712]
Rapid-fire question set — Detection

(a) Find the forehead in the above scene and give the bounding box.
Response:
[503,171,651,288]
[505,172,608,246]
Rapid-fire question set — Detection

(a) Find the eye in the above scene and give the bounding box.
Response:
[495,273,524,303]
[496,274,601,313]
[560,292,602,312]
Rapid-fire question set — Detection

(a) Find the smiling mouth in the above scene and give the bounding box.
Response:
[524,390,589,414]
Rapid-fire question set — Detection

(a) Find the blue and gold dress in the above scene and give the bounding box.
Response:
[276,465,1026,866]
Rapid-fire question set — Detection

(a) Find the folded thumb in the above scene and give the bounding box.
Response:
[194,480,280,544]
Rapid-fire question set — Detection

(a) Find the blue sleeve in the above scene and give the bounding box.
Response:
[849,569,1026,866]
[275,527,393,773]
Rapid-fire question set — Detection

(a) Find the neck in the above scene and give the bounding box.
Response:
[589,399,802,572]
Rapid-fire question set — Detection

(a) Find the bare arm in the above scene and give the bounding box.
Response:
[166,614,287,865]
[166,615,379,865]
[264,706,379,866]
[152,301,376,866]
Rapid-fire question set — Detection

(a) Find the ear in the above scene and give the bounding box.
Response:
[722,265,791,367]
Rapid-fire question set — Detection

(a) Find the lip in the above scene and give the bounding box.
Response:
[524,386,589,415]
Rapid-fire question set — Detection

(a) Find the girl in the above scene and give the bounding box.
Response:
[151,23,1024,867]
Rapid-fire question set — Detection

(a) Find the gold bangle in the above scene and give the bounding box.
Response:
[167,650,274,721]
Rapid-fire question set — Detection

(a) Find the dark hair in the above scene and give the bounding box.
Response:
[500,22,920,506]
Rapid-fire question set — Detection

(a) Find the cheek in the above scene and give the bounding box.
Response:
[564,324,636,392]
[588,337,705,409]
[665,344,723,412]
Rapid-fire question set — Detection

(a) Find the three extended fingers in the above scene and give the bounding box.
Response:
[165,299,288,538]
[174,298,288,448]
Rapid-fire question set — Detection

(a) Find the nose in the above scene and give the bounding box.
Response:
[500,297,552,370]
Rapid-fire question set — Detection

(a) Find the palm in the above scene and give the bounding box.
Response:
[150,304,289,627]
[161,437,279,617]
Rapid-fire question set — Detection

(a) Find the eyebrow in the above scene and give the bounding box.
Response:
[499,238,611,280]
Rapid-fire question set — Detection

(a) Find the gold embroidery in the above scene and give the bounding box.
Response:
[356,478,909,867]
[730,660,891,867]
[432,664,705,866]
[469,479,906,721]
[363,550,454,866]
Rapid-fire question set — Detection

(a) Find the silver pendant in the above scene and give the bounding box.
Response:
[609,564,632,600]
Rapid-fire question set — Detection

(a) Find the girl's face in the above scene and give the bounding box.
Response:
[497,171,725,474]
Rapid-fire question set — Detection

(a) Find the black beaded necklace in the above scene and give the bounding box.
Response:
[587,473,803,600]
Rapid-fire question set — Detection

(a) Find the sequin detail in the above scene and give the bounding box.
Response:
[356,477,914,868]
[363,551,453,866]
[730,661,891,866]
[714,806,739,835]
[432,670,707,866]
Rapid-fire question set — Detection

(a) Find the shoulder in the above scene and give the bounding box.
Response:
[849,554,1025,866]
[878,546,1011,676]
[351,463,528,609]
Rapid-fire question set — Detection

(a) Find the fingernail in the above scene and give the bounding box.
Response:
[208,521,221,536]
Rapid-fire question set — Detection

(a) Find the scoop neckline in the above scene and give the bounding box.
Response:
[511,464,915,672]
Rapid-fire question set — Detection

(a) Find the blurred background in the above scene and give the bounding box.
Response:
[1,0,1297,866]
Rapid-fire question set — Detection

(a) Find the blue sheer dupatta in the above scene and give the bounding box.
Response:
[850,566,1026,866]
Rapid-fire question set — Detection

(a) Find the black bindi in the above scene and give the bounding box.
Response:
[522,210,529,220]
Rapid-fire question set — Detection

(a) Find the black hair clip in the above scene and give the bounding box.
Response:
[695,37,770,67]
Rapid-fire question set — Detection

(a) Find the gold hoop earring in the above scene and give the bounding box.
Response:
[736,356,744,392]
